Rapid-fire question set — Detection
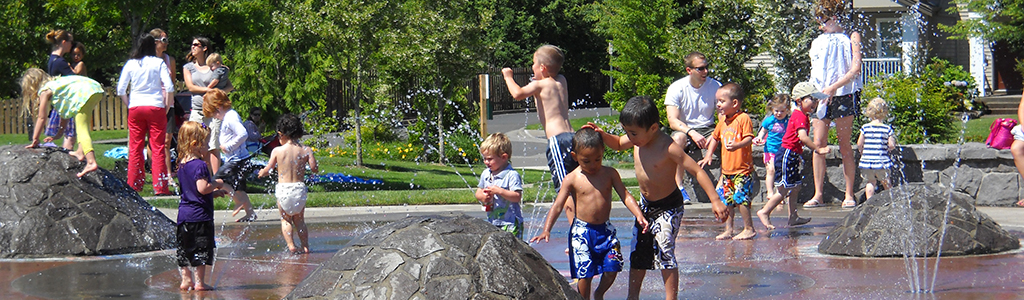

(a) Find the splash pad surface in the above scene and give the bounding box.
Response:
[2,204,1023,299]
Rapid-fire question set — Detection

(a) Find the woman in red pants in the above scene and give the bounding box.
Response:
[116,33,174,195]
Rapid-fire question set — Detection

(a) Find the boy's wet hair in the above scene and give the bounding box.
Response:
[863,97,889,121]
[535,45,564,76]
[619,96,660,129]
[719,82,744,105]
[276,114,305,140]
[769,94,791,111]
[572,127,604,152]
[479,133,512,157]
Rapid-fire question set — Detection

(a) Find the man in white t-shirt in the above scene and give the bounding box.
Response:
[664,52,720,204]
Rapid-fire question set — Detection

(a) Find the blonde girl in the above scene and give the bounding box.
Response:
[855,98,895,203]
[175,121,221,291]
[753,94,792,199]
[20,68,104,177]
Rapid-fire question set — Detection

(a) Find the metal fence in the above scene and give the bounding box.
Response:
[862,57,903,81]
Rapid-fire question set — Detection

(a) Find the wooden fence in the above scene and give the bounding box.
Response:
[0,87,128,135]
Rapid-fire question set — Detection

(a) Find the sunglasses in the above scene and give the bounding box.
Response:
[156,37,168,43]
[192,43,203,47]
[690,66,709,72]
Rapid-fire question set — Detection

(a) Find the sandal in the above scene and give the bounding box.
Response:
[1016,199,1024,207]
[841,199,857,209]
[802,199,825,208]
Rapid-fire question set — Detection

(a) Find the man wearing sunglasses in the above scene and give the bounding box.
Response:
[663,51,720,205]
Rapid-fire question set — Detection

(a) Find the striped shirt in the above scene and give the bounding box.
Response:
[858,123,893,169]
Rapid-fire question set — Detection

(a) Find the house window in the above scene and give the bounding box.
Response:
[876,19,902,58]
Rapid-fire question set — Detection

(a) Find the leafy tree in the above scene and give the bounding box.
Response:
[588,0,773,119]
[942,0,1024,58]
[753,0,817,93]
[482,0,607,74]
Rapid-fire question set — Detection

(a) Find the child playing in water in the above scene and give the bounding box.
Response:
[474,133,524,239]
[530,127,649,300]
[205,53,230,90]
[697,83,757,240]
[757,82,830,230]
[203,89,255,222]
[258,114,318,254]
[586,96,728,300]
[856,97,895,203]
[753,94,791,200]
[20,68,104,177]
[176,121,223,291]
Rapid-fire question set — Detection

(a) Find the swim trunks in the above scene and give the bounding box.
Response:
[569,219,623,279]
[547,132,578,192]
[717,172,753,206]
[631,189,684,270]
[276,182,308,216]
[774,148,803,189]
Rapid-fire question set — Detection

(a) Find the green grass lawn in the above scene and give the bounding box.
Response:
[963,114,1014,143]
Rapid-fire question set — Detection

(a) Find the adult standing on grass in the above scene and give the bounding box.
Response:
[152,28,178,180]
[664,52,720,204]
[183,36,232,173]
[803,0,862,209]
[117,33,174,195]
[44,29,77,151]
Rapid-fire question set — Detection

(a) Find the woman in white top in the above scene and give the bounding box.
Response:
[182,36,233,173]
[117,33,174,195]
[803,0,862,208]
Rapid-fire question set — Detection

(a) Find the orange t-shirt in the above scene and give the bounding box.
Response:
[711,112,755,175]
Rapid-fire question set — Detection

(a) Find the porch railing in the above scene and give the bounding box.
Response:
[862,57,903,81]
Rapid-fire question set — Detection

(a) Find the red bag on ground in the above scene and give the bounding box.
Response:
[985,118,1018,150]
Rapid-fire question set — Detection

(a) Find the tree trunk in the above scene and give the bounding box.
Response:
[436,90,445,164]
[354,73,364,167]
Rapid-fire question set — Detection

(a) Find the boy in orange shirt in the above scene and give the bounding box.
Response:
[698,83,757,240]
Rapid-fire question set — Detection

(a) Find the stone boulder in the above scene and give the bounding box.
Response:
[286,215,582,300]
[0,146,175,258]
[818,183,1019,257]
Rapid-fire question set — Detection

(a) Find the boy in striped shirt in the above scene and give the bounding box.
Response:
[855,97,895,205]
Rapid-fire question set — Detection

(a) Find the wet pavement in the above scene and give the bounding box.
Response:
[3,203,1024,299]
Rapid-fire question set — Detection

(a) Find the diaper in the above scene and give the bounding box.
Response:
[275,182,308,215]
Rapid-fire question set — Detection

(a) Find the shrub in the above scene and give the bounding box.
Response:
[862,72,956,144]
[920,58,979,112]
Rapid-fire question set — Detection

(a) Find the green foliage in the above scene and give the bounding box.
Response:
[862,72,956,144]
[752,0,817,92]
[920,58,979,111]
[588,0,774,123]
[482,0,608,73]
[943,0,1024,54]
[303,98,342,149]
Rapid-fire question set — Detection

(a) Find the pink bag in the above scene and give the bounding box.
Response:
[985,118,1018,150]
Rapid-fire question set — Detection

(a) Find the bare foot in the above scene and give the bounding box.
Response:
[194,283,214,291]
[715,231,733,240]
[732,229,756,240]
[231,205,244,217]
[235,212,257,222]
[76,162,99,178]
[69,150,85,161]
[179,280,193,291]
[301,246,310,254]
[788,217,811,227]
[288,245,298,253]
[564,248,569,255]
[756,209,775,230]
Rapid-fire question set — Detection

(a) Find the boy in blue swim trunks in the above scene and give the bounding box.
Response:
[586,96,728,300]
[531,127,649,300]
[698,83,757,240]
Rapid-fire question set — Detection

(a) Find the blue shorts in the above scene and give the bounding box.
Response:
[717,172,753,206]
[774,148,804,189]
[44,110,75,138]
[546,132,578,192]
[569,219,623,279]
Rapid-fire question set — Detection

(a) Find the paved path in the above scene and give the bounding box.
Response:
[486,107,618,169]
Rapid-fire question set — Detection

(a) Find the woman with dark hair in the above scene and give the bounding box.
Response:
[44,29,76,150]
[183,36,233,173]
[116,33,174,195]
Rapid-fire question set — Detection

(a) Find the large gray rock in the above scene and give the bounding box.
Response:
[818,183,1019,257]
[287,215,582,300]
[0,146,175,258]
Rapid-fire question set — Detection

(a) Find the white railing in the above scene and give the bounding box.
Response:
[862,57,903,81]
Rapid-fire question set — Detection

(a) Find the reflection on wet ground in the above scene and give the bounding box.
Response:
[3,206,1024,299]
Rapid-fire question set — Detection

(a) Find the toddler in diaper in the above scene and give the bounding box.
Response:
[258,114,319,254]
